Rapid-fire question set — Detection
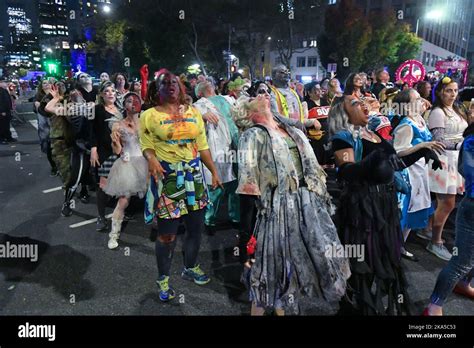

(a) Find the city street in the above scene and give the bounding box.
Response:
[0,97,471,316]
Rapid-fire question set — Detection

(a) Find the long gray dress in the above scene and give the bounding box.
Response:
[236,122,351,312]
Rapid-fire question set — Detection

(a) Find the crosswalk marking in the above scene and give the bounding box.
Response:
[42,186,63,193]
[69,213,113,229]
[29,120,38,130]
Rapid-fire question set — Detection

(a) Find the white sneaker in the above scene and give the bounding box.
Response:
[108,232,119,249]
[107,218,122,250]
[426,242,452,261]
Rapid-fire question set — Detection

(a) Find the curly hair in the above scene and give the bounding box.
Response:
[232,96,255,131]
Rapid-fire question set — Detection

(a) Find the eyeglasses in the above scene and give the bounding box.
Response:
[257,88,269,95]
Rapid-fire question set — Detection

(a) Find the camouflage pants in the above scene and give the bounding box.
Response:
[51,139,72,186]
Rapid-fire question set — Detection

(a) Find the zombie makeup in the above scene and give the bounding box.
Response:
[100,72,110,83]
[78,73,92,86]
[124,93,142,114]
[156,73,180,104]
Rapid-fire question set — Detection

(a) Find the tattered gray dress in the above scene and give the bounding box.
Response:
[236,123,351,312]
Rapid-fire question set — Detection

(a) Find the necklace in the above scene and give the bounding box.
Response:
[105,104,116,112]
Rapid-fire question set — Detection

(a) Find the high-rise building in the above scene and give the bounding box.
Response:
[354,0,474,71]
[38,0,71,74]
[67,0,114,41]
[2,2,41,70]
[64,0,115,73]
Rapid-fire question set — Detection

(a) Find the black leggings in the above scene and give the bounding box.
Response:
[155,209,205,277]
[96,186,109,218]
[64,150,91,203]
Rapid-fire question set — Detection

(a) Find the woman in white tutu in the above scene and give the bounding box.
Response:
[104,92,148,249]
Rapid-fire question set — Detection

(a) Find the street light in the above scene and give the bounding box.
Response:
[102,5,111,14]
[415,9,444,36]
[426,9,443,20]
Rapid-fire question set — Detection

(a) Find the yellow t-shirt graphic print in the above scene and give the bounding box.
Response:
[140,105,209,163]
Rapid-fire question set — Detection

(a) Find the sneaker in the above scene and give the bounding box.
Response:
[415,230,432,241]
[181,265,211,285]
[426,242,452,261]
[400,247,419,262]
[96,216,108,231]
[61,202,73,217]
[79,192,90,204]
[416,230,446,243]
[156,275,176,302]
[50,168,59,177]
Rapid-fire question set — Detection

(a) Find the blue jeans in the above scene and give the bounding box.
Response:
[430,197,474,306]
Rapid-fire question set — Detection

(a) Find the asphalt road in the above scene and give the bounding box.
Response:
[0,98,471,316]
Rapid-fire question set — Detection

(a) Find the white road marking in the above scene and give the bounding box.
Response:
[42,186,63,193]
[10,127,18,138]
[29,120,38,130]
[69,213,113,229]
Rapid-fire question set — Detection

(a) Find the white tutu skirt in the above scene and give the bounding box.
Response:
[103,156,148,198]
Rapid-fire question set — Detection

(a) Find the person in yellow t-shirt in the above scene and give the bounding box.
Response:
[140,69,222,302]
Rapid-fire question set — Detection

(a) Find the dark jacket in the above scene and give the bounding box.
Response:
[0,87,12,115]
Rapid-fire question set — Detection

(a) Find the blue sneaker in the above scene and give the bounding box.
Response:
[181,265,210,285]
[156,275,176,302]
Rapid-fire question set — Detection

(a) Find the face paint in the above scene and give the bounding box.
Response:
[125,95,141,113]
[100,73,109,82]
[157,73,180,104]
[79,73,92,86]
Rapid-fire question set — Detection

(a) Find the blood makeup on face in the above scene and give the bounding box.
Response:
[157,74,180,104]
[125,95,141,113]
